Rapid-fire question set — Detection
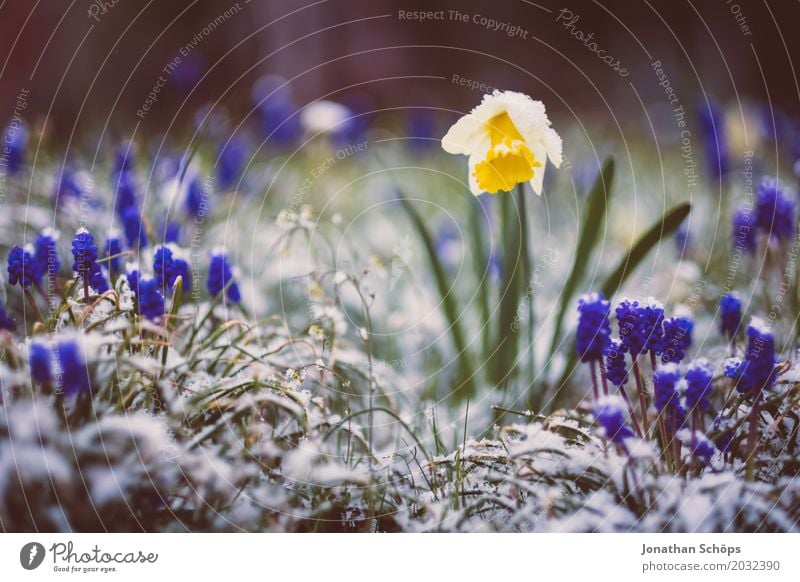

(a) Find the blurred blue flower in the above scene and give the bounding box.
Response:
[57,338,91,397]
[137,276,165,320]
[172,257,191,293]
[653,362,681,412]
[685,359,714,411]
[53,166,83,204]
[207,248,240,303]
[29,341,52,384]
[576,292,611,362]
[7,245,35,289]
[690,431,717,464]
[593,396,634,444]
[712,415,735,453]
[724,357,743,379]
[719,292,742,340]
[0,300,17,331]
[122,206,148,248]
[217,135,246,190]
[696,100,729,180]
[103,233,123,276]
[33,229,60,284]
[756,178,795,242]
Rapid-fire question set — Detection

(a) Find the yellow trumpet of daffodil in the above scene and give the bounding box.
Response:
[441,90,563,195]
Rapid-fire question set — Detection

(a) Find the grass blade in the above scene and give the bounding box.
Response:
[546,157,615,360]
[397,191,476,400]
[600,202,691,297]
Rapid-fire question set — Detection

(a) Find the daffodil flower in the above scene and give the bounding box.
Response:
[441,90,563,195]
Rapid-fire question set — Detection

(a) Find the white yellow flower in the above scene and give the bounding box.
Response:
[441,90,562,195]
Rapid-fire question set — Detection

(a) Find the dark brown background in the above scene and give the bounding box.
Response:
[0,0,797,139]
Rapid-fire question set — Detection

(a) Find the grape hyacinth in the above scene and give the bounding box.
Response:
[697,100,729,181]
[0,300,16,331]
[576,292,611,363]
[660,315,693,364]
[153,245,175,292]
[172,257,191,293]
[56,337,91,398]
[684,359,714,412]
[593,396,634,445]
[738,318,777,398]
[755,178,795,242]
[71,228,103,299]
[689,432,717,466]
[103,232,123,279]
[724,357,743,379]
[29,340,53,385]
[616,298,664,358]
[217,135,246,189]
[7,245,35,289]
[137,276,165,321]
[653,363,681,413]
[604,338,628,387]
[207,248,241,303]
[33,228,60,285]
[121,206,148,249]
[576,292,612,400]
[719,292,742,342]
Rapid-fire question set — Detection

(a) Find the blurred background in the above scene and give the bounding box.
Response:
[0,0,797,142]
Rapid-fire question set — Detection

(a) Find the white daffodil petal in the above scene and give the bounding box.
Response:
[543,127,563,168]
[529,142,547,195]
[441,114,485,155]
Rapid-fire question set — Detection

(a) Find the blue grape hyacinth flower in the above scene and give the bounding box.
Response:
[71,228,99,278]
[616,297,664,358]
[653,362,681,413]
[604,338,628,387]
[697,100,729,181]
[738,317,778,397]
[56,337,91,397]
[103,232,123,277]
[137,276,165,321]
[0,300,17,331]
[685,359,714,412]
[153,245,175,292]
[593,395,634,445]
[756,177,795,242]
[660,315,693,364]
[7,245,35,289]
[33,228,60,285]
[217,135,246,189]
[719,292,742,341]
[29,340,53,384]
[576,292,611,363]
[207,248,241,303]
